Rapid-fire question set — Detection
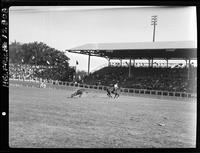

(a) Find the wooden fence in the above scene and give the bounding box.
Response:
[9,77,196,99]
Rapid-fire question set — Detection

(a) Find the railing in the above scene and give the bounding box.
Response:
[9,77,197,99]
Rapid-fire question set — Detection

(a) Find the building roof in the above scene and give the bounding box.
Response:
[69,41,196,50]
[66,41,197,59]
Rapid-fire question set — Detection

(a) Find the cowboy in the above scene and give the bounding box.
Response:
[113,82,119,92]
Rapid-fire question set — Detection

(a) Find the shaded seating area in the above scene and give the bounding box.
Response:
[83,66,197,93]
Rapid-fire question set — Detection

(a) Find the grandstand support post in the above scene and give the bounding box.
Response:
[128,58,131,78]
[166,59,168,68]
[120,59,122,67]
[108,58,111,67]
[151,58,153,67]
[185,59,188,67]
[75,65,77,80]
[88,51,91,75]
[187,59,191,80]
[148,59,151,67]
[189,59,191,67]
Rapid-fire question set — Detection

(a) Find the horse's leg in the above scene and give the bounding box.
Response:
[107,93,109,97]
[110,92,113,98]
[114,92,119,99]
[107,92,111,98]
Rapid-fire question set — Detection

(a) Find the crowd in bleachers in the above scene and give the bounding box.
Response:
[83,66,197,93]
[9,63,197,93]
[9,63,74,83]
[9,64,35,80]
[9,63,51,81]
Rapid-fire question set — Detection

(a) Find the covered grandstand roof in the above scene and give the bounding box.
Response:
[66,41,197,59]
[69,41,196,50]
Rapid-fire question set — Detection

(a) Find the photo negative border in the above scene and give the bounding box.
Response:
[1,0,199,152]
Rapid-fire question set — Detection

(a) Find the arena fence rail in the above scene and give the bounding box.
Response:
[9,77,196,100]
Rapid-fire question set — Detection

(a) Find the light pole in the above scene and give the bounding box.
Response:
[151,15,158,42]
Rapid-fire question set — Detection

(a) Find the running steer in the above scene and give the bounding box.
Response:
[70,89,86,98]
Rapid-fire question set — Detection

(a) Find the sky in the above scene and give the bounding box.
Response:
[9,6,197,71]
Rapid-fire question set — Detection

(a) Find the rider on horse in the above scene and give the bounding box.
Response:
[113,82,119,93]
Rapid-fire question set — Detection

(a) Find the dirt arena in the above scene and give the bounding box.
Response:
[9,84,196,148]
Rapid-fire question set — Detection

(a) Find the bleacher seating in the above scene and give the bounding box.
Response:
[83,66,197,93]
[9,63,46,80]
[9,63,197,93]
[9,64,35,80]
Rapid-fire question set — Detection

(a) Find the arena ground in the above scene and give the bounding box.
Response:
[9,84,196,148]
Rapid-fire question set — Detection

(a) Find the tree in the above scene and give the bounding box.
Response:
[9,41,74,81]
[9,41,23,63]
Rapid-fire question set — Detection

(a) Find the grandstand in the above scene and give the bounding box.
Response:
[66,41,197,94]
[9,41,197,97]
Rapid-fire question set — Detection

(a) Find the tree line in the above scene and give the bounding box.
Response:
[9,41,75,81]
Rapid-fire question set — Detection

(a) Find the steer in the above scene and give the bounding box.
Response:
[70,89,86,98]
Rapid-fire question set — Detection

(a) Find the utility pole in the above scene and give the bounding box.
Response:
[151,15,158,42]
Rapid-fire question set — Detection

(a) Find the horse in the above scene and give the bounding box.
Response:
[70,89,87,98]
[106,87,120,98]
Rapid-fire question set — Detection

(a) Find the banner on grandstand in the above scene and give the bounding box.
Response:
[166,48,175,52]
[106,50,113,53]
